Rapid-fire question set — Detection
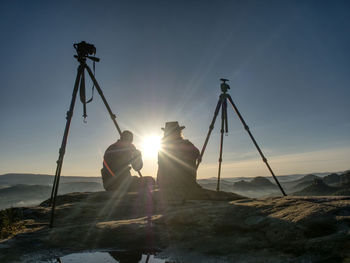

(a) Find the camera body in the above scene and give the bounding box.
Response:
[220,78,230,93]
[74,41,96,58]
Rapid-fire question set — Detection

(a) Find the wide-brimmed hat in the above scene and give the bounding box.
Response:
[161,121,185,134]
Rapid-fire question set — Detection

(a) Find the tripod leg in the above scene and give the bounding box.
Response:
[223,99,228,133]
[84,64,122,135]
[49,157,60,206]
[197,97,223,169]
[217,100,226,191]
[49,65,83,227]
[50,67,84,205]
[226,95,287,196]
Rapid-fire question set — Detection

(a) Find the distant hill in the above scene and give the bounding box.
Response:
[294,174,319,184]
[0,184,51,210]
[1,172,348,208]
[291,171,350,196]
[0,184,51,196]
[291,180,314,192]
[323,171,350,186]
[285,174,330,191]
[281,174,320,190]
[0,174,104,210]
[233,177,277,191]
[292,179,341,196]
[229,177,284,198]
[59,182,103,193]
[0,174,54,185]
[198,179,232,192]
[0,173,102,186]
[251,177,276,187]
[198,173,347,198]
[322,173,341,185]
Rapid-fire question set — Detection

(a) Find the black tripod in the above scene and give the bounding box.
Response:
[197,79,287,196]
[49,42,142,227]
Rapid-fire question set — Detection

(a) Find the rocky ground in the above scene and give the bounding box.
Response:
[0,188,349,263]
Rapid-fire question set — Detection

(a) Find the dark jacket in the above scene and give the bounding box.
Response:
[102,140,142,190]
[157,138,200,189]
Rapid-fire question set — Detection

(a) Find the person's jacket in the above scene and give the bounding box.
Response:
[103,140,143,178]
[157,138,199,188]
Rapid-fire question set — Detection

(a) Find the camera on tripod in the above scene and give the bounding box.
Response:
[220,78,230,93]
[73,41,97,59]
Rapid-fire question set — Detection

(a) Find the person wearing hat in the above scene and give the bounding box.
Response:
[101,130,154,192]
[157,121,200,190]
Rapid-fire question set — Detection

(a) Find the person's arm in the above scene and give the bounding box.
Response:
[183,140,200,160]
[131,149,143,171]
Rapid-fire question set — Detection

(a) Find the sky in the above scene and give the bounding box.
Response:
[0,0,349,179]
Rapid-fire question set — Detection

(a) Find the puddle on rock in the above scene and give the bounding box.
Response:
[52,251,174,263]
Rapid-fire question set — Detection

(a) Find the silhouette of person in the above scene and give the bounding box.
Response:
[157,121,201,190]
[101,130,154,191]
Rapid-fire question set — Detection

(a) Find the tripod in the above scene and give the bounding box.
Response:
[197,79,287,196]
[49,42,142,227]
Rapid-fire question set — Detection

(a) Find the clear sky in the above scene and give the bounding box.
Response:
[0,0,349,179]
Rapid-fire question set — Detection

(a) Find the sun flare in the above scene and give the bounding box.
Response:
[141,135,162,159]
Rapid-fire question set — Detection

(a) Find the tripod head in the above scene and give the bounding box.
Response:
[220,78,230,93]
[73,41,100,63]
[72,41,100,122]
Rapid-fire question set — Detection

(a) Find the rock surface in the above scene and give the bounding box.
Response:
[0,188,350,263]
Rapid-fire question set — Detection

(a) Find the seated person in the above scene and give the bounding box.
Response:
[157,121,201,190]
[101,130,154,192]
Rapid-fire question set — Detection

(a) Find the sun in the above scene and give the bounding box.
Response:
[141,135,162,159]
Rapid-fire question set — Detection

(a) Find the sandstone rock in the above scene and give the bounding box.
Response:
[0,189,349,263]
